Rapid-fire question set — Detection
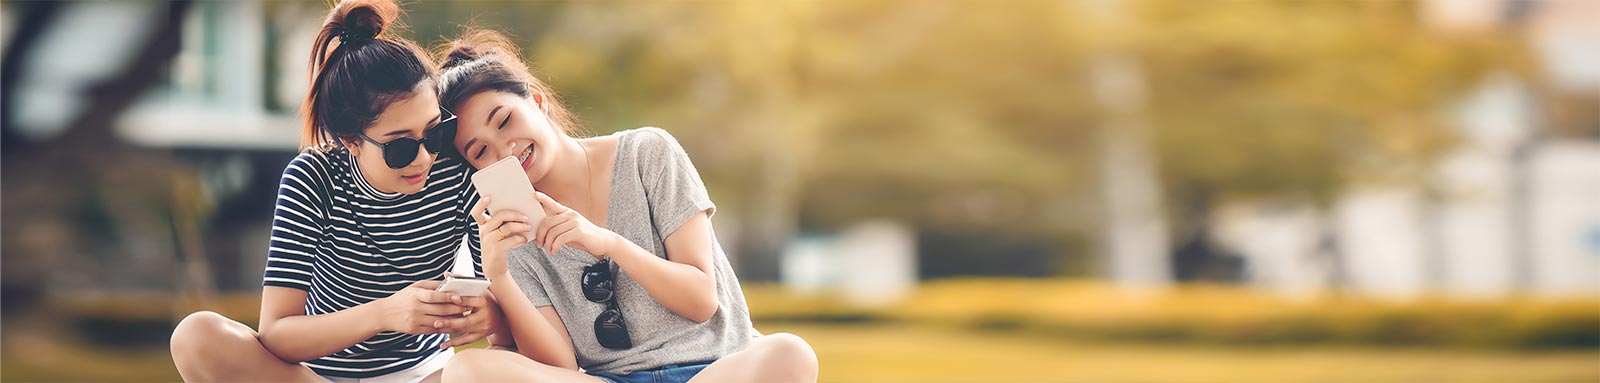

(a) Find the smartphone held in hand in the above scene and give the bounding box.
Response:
[471,156,546,223]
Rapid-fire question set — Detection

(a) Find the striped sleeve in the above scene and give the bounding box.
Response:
[264,152,329,291]
[459,164,485,276]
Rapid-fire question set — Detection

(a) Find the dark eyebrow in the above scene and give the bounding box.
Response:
[464,138,480,157]
[485,105,505,126]
[386,111,441,138]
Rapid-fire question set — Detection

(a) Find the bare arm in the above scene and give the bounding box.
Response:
[257,281,465,363]
[487,272,580,369]
[604,211,718,323]
[530,189,720,324]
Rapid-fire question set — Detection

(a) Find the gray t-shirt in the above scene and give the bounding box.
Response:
[504,127,757,374]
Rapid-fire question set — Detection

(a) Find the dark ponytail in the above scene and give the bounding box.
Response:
[435,28,580,137]
[300,0,436,150]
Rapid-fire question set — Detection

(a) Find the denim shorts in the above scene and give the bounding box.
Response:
[589,361,715,383]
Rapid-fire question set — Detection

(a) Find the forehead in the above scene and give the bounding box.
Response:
[369,86,440,133]
[455,91,522,124]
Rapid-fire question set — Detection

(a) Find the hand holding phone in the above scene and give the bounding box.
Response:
[436,273,491,297]
[471,156,545,223]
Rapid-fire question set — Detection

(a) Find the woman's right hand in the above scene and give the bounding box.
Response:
[375,280,471,334]
[472,196,533,277]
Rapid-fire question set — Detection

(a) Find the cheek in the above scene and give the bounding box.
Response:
[360,151,400,178]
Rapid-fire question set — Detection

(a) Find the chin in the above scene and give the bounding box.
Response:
[523,159,553,186]
[521,167,543,186]
[396,181,427,195]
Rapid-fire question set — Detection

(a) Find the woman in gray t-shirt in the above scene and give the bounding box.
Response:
[429,29,819,383]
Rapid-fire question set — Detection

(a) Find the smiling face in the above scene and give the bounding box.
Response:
[450,91,564,184]
[346,81,447,195]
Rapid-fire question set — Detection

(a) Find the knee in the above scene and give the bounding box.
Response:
[442,348,491,382]
[172,311,229,358]
[171,311,252,368]
[173,310,260,362]
[752,333,818,379]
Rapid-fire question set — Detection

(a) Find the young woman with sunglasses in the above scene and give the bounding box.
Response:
[431,29,818,383]
[169,1,506,382]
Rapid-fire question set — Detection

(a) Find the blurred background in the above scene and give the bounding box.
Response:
[2,0,1598,381]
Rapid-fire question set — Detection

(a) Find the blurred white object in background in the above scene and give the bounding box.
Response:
[781,220,916,306]
[1526,142,1600,297]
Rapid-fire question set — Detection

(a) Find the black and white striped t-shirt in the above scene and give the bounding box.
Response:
[263,147,482,378]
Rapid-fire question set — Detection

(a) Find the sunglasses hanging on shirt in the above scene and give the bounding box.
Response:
[582,258,633,349]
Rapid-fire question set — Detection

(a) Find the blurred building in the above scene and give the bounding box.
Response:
[781,220,917,305]
[6,0,1594,301]
[4,1,314,291]
[1215,0,1600,299]
[116,2,313,290]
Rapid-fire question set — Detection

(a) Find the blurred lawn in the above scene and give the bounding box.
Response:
[760,322,1600,383]
[4,322,1597,382]
[745,279,1600,349]
[4,280,1597,382]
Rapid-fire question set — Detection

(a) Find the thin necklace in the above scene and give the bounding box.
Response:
[578,138,596,226]
[576,138,601,262]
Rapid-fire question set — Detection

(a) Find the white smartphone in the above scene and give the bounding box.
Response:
[436,273,492,297]
[471,156,546,223]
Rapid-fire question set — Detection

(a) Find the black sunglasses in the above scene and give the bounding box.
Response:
[357,106,459,169]
[582,259,633,349]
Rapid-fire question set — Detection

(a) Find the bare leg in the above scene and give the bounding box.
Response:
[442,348,605,383]
[689,332,818,383]
[170,311,323,383]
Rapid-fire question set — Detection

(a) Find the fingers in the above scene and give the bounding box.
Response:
[414,288,455,304]
[484,210,530,236]
[491,223,531,249]
[455,295,490,309]
[420,302,469,316]
[533,213,560,248]
[430,313,485,333]
[542,210,583,242]
[430,308,490,339]
[497,222,534,237]
[546,223,579,253]
[410,279,443,290]
[534,191,565,216]
[493,233,530,251]
[470,196,491,225]
[440,331,487,349]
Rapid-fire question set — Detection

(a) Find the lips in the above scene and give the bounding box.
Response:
[401,172,427,185]
[517,145,535,171]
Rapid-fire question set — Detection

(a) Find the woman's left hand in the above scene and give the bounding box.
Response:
[533,192,618,259]
[434,291,500,349]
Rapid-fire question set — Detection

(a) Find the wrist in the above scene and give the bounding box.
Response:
[486,269,514,282]
[359,297,391,334]
[596,231,624,260]
[484,264,508,278]
[483,254,509,277]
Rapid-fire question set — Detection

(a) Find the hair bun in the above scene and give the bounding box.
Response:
[331,0,397,44]
[437,28,523,72]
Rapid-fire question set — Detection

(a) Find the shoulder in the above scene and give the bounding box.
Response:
[618,127,687,159]
[282,148,338,191]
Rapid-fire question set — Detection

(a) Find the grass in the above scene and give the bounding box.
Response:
[5,280,1596,381]
[744,279,1600,349]
[758,322,1600,383]
[5,322,1596,382]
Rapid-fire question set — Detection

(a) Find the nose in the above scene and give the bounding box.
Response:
[411,144,434,168]
[501,139,519,160]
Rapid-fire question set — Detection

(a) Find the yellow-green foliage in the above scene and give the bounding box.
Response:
[744,279,1600,349]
